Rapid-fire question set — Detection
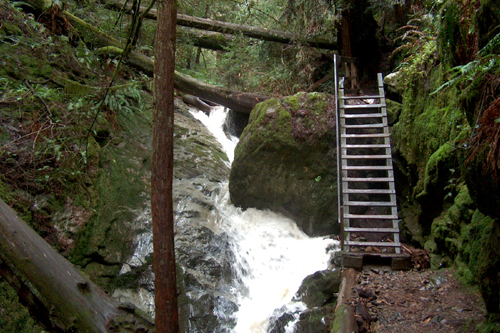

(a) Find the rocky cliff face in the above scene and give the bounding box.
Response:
[92,101,241,332]
[229,92,338,236]
[385,0,500,314]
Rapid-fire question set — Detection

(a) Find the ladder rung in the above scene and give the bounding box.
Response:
[342,165,392,170]
[342,104,383,109]
[344,214,398,219]
[345,241,400,247]
[344,227,399,233]
[342,154,391,159]
[344,124,384,129]
[344,201,397,206]
[341,133,390,138]
[340,95,384,100]
[343,144,391,149]
[341,113,383,119]
[344,177,394,182]
[343,189,396,194]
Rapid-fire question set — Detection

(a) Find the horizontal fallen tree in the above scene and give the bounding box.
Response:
[177,28,232,51]
[26,0,269,113]
[104,0,338,50]
[180,93,212,115]
[0,198,155,332]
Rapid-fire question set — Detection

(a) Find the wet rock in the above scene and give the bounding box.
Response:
[104,102,241,331]
[267,308,297,333]
[295,269,341,308]
[223,109,249,137]
[179,293,237,333]
[294,306,334,333]
[229,92,337,236]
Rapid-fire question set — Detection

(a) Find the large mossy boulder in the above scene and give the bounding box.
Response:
[229,92,337,236]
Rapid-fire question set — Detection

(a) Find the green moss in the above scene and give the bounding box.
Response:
[455,259,476,285]
[392,62,467,198]
[386,99,402,125]
[0,21,22,36]
[285,95,301,111]
[458,210,494,280]
[0,279,42,333]
[417,142,455,198]
[330,304,348,332]
[424,238,438,253]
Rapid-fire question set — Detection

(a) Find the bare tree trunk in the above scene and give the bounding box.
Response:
[0,199,155,332]
[177,28,231,52]
[181,93,212,115]
[152,0,179,331]
[104,0,338,50]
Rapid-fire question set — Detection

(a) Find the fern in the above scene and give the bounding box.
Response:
[432,32,500,95]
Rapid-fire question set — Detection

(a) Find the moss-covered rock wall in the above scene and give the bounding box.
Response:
[387,0,500,317]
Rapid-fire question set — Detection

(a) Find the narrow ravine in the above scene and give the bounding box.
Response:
[191,106,339,332]
[115,106,338,332]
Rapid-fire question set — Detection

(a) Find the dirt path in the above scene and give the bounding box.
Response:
[349,267,487,332]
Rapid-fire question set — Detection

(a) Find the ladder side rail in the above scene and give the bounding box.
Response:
[378,73,402,254]
[334,54,345,251]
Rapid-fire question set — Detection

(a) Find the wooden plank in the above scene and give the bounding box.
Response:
[341,113,383,118]
[344,177,394,182]
[343,252,410,258]
[343,104,383,109]
[342,154,391,159]
[344,123,384,129]
[342,165,392,170]
[340,95,384,100]
[343,144,391,148]
[344,214,398,219]
[341,133,390,139]
[344,227,399,233]
[343,189,395,194]
[345,241,400,247]
[344,200,396,206]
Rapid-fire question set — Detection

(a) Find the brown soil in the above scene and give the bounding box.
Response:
[349,267,487,332]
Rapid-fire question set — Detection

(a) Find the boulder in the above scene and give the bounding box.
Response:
[295,269,341,308]
[229,92,338,236]
[295,306,335,333]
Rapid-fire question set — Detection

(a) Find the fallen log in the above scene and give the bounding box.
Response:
[177,28,232,51]
[181,93,212,115]
[26,0,268,113]
[0,199,155,332]
[103,0,338,50]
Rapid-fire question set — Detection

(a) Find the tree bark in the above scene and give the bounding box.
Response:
[181,93,212,115]
[152,0,179,332]
[0,199,155,333]
[173,28,232,51]
[104,0,337,50]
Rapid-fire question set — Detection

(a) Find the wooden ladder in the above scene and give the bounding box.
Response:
[337,73,401,254]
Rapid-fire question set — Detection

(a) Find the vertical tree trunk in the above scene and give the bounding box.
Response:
[338,0,380,81]
[152,0,179,331]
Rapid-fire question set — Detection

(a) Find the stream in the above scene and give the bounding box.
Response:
[114,106,339,332]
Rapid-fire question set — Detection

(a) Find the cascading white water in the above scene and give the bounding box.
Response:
[190,106,339,333]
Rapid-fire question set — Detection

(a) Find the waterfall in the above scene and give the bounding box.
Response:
[114,105,338,332]
[191,106,338,332]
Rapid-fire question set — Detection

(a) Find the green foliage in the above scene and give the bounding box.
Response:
[391,16,439,85]
[0,280,43,333]
[433,33,500,95]
[174,0,337,95]
[437,0,477,67]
